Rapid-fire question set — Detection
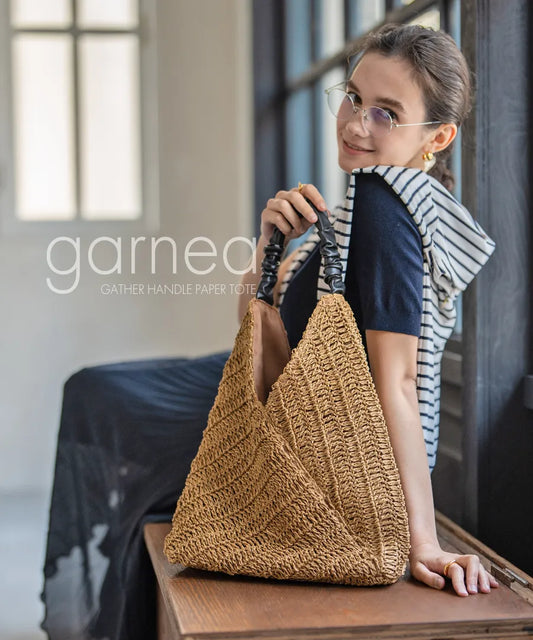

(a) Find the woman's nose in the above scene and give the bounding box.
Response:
[345,108,370,137]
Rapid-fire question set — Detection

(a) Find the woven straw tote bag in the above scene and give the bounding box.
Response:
[164,203,410,585]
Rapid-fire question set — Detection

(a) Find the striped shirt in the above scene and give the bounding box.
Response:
[277,165,496,473]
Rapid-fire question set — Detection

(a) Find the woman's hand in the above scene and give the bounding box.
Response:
[260,183,328,244]
[409,542,499,596]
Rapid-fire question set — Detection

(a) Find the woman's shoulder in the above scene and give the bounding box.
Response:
[346,165,496,299]
[351,165,434,203]
[347,164,459,231]
[347,168,420,234]
[351,169,407,205]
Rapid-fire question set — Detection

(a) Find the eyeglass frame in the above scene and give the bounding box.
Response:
[324,82,441,135]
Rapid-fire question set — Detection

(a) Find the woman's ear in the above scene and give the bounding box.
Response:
[428,123,458,153]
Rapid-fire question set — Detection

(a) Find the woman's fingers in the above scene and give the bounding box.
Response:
[410,545,500,598]
[479,563,498,593]
[446,555,499,596]
[262,196,308,239]
[411,561,446,591]
[447,559,469,596]
[278,190,318,227]
[294,182,327,212]
[489,573,500,588]
[261,183,327,242]
[265,199,300,235]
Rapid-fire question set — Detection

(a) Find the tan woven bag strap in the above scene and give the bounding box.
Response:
[256,200,345,306]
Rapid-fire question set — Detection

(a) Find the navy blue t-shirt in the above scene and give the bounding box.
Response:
[279,172,424,353]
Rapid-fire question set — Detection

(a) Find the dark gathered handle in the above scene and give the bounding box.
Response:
[256,198,345,306]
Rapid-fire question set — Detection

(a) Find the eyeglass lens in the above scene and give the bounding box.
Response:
[327,89,392,136]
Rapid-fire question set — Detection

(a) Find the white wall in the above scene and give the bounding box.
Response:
[0,0,254,494]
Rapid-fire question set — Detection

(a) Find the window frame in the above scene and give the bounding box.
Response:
[0,0,160,237]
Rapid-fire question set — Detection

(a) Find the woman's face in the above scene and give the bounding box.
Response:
[336,52,440,173]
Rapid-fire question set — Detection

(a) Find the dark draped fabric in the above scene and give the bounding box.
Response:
[41,351,231,639]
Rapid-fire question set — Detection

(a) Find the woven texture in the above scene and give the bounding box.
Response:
[164,293,410,585]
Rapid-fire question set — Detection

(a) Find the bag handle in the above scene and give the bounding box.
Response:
[256,198,345,306]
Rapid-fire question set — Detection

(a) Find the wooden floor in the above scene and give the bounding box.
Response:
[145,511,533,640]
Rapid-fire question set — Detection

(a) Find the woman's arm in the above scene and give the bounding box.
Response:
[366,329,498,596]
[366,330,439,548]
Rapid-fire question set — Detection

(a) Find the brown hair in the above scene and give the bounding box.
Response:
[352,23,472,192]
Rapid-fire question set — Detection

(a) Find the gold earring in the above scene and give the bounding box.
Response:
[422,151,436,173]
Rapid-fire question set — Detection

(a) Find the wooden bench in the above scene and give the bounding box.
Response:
[144,511,533,640]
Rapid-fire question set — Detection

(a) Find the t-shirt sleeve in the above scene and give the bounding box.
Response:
[348,172,424,336]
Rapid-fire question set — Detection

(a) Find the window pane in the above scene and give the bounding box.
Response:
[77,0,138,29]
[286,89,313,189]
[454,295,463,334]
[79,35,141,219]
[12,35,75,220]
[284,0,311,81]
[347,0,385,39]
[320,69,346,210]
[319,0,344,58]
[10,0,71,28]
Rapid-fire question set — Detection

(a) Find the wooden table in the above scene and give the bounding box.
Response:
[144,511,533,639]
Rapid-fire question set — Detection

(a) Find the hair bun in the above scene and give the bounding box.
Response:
[429,155,455,192]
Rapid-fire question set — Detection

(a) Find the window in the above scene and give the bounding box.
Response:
[1,0,158,231]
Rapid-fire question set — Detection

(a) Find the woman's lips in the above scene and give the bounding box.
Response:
[342,140,373,155]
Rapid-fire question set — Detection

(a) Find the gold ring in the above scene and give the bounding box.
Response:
[298,181,305,193]
[443,560,459,577]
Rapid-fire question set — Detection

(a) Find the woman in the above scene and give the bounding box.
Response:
[41,23,496,640]
[239,23,498,599]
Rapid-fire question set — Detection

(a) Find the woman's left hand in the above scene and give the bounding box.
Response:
[409,542,499,596]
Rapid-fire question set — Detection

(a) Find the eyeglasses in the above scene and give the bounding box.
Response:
[324,82,441,137]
